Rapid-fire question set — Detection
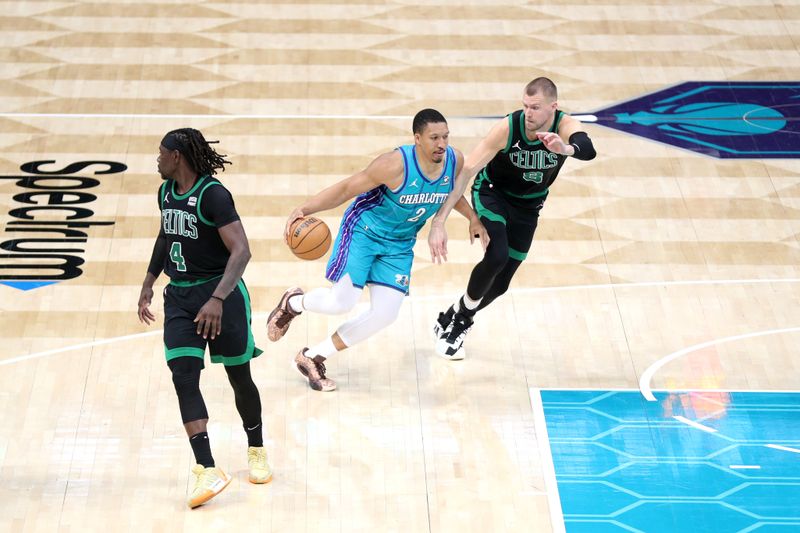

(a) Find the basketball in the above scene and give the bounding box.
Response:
[288,216,331,260]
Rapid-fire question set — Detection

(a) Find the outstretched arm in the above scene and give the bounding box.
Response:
[283,151,404,242]
[536,114,597,160]
[428,118,508,263]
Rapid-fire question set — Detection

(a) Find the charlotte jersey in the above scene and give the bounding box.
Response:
[476,109,568,201]
[157,175,240,281]
[346,145,456,242]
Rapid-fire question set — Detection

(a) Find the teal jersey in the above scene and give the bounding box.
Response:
[352,145,456,242]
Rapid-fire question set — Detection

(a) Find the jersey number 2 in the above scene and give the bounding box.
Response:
[407,207,426,222]
[170,242,187,272]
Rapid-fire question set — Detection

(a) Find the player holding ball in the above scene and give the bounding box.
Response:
[266,109,488,392]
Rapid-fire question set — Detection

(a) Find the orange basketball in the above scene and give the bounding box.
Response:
[288,216,331,260]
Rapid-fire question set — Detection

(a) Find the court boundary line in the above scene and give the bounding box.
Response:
[529,388,567,533]
[639,326,800,402]
[4,276,800,367]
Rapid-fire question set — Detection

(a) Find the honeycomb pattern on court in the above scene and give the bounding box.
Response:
[541,390,800,533]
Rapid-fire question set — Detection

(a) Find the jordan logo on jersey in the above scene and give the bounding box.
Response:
[409,179,419,189]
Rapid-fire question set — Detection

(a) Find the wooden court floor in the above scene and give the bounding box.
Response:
[1,1,799,531]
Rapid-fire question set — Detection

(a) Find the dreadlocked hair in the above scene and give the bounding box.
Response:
[165,128,232,176]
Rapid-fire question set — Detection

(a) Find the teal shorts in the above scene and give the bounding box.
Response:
[325,225,413,294]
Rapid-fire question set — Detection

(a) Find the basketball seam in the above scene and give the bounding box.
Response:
[291,219,322,250]
[296,233,331,258]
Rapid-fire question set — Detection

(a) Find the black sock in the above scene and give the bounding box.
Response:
[244,422,263,447]
[189,432,214,468]
[459,296,477,318]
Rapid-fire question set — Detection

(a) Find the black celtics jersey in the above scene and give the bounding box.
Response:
[476,109,568,201]
[157,175,240,282]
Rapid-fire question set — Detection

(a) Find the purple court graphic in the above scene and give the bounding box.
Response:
[586,82,800,159]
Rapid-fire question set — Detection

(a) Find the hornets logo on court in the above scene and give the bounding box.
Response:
[586,81,800,158]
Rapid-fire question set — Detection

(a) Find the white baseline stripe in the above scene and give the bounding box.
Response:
[0,330,162,367]
[529,388,566,533]
[0,113,420,120]
[5,278,800,367]
[639,327,800,402]
[672,415,718,433]
[0,112,599,122]
[765,444,800,454]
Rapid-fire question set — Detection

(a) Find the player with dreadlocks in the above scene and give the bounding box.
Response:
[137,128,270,508]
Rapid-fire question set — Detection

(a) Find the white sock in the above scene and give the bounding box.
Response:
[457,293,481,312]
[307,336,338,359]
[288,294,304,313]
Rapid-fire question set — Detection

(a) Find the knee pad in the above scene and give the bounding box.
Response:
[484,246,509,272]
[168,358,207,423]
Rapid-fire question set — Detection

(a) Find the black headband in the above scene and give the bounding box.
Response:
[161,132,190,158]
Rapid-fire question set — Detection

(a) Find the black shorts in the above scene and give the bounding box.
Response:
[471,179,546,261]
[163,277,262,367]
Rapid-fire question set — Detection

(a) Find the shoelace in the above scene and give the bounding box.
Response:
[275,310,294,328]
[248,448,267,465]
[192,467,217,490]
[447,318,471,342]
[314,360,327,377]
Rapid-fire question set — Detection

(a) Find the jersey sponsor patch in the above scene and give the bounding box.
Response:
[188,196,197,207]
[394,274,409,287]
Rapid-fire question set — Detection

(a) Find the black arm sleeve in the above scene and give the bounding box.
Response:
[147,228,167,277]
[568,131,597,161]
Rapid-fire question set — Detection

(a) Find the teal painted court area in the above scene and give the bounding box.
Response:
[538,390,800,532]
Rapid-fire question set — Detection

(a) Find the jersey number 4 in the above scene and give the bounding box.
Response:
[170,242,187,272]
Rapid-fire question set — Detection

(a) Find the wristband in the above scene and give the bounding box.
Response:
[211,295,224,303]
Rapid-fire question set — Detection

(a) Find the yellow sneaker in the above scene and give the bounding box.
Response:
[188,464,232,509]
[247,446,273,484]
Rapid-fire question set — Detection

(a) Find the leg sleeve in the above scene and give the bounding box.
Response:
[335,284,405,347]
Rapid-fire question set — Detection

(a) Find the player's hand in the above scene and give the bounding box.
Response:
[137,285,155,325]
[284,208,305,244]
[428,221,448,264]
[469,217,490,251]
[536,131,570,155]
[194,298,223,340]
